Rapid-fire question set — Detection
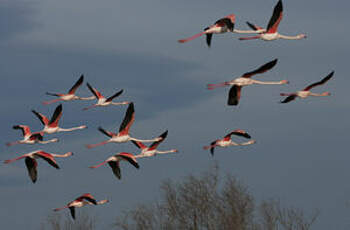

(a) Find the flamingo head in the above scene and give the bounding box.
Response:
[322,92,331,96]
[280,80,289,84]
[298,34,307,39]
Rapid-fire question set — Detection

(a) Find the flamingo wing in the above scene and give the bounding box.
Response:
[106,89,123,102]
[80,194,97,205]
[303,71,334,91]
[25,157,38,183]
[68,74,84,94]
[246,21,260,30]
[36,151,60,169]
[87,83,103,99]
[131,140,147,150]
[69,207,76,220]
[242,59,278,78]
[49,104,63,126]
[98,127,114,138]
[32,110,49,126]
[205,28,213,47]
[225,130,251,139]
[210,141,216,156]
[108,161,121,179]
[118,153,140,169]
[29,132,44,141]
[13,125,31,137]
[119,103,135,134]
[227,85,242,106]
[149,130,168,150]
[215,18,234,31]
[266,0,283,33]
[280,95,297,103]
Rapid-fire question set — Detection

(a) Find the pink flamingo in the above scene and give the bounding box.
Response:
[82,83,130,110]
[280,71,334,103]
[86,103,161,149]
[207,59,288,105]
[178,14,236,47]
[6,125,58,146]
[32,104,87,134]
[89,152,140,180]
[53,193,108,220]
[4,150,73,183]
[43,75,95,105]
[203,130,256,156]
[132,130,178,158]
[239,0,306,41]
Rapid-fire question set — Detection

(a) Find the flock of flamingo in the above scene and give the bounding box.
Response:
[4,0,333,220]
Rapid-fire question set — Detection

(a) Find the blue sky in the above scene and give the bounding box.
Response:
[1,0,349,229]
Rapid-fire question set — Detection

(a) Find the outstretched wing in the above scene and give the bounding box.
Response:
[98,127,114,137]
[69,207,76,220]
[106,89,123,102]
[149,130,168,150]
[49,104,63,126]
[32,110,49,126]
[13,125,31,137]
[108,161,121,179]
[68,74,84,94]
[131,140,147,150]
[227,85,242,106]
[25,157,38,183]
[210,141,216,156]
[87,83,103,99]
[242,59,278,78]
[119,103,135,134]
[225,130,251,139]
[266,0,283,33]
[215,18,234,31]
[280,95,297,103]
[36,151,60,169]
[303,71,334,91]
[118,153,140,169]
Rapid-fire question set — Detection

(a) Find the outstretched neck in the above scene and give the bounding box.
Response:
[233,29,265,34]
[278,34,306,40]
[252,79,288,85]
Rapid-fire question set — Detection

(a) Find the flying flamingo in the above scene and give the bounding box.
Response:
[89,152,140,180]
[86,103,162,149]
[207,59,288,105]
[43,75,95,105]
[239,0,306,41]
[178,14,236,47]
[53,193,108,220]
[32,104,87,134]
[280,71,334,103]
[132,130,178,158]
[203,129,256,156]
[82,83,130,110]
[4,150,73,183]
[6,125,58,146]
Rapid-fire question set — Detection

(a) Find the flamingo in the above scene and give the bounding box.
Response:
[4,150,73,183]
[89,152,140,180]
[82,83,130,110]
[239,0,306,41]
[53,193,108,220]
[43,75,95,105]
[207,59,288,105]
[32,104,87,134]
[280,71,334,103]
[178,14,236,47]
[203,129,256,156]
[6,125,58,146]
[86,103,162,149]
[132,130,178,158]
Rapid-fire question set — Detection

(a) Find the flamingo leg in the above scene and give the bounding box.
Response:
[86,141,109,149]
[5,141,20,147]
[178,32,206,43]
[82,105,98,111]
[42,98,64,105]
[207,82,230,90]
